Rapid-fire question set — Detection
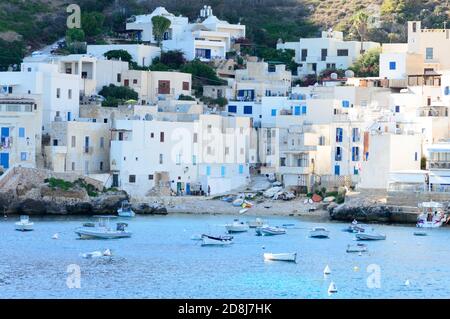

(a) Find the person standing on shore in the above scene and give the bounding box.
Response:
[207,185,211,197]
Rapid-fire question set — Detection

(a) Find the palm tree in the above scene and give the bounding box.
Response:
[152,16,171,48]
[352,11,370,54]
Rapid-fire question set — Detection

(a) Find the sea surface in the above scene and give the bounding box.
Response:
[1,214,450,299]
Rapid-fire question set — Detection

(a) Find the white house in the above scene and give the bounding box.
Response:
[126,6,245,61]
[277,30,380,77]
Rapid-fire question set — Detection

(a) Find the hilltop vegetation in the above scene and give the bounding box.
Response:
[0,0,448,69]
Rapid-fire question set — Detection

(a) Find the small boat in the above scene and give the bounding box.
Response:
[225,219,249,233]
[344,219,366,233]
[80,249,112,259]
[256,225,286,236]
[239,208,248,214]
[52,233,59,240]
[309,227,330,238]
[15,215,34,231]
[328,282,338,294]
[413,231,427,236]
[323,265,331,275]
[346,243,368,253]
[263,252,297,263]
[232,198,244,207]
[201,234,233,246]
[355,230,386,241]
[117,200,135,217]
[75,216,132,239]
[282,223,296,228]
[247,218,265,228]
[416,201,447,228]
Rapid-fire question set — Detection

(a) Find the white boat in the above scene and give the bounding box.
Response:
[355,230,386,241]
[239,208,249,214]
[225,219,249,233]
[80,249,112,259]
[201,234,233,246]
[117,200,135,217]
[346,243,368,253]
[416,201,447,228]
[232,198,244,207]
[75,216,132,239]
[15,215,34,231]
[256,225,286,236]
[309,227,330,238]
[247,218,265,228]
[263,252,297,262]
[344,219,366,233]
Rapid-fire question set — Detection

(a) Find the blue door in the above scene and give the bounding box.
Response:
[67,112,71,121]
[186,183,191,195]
[205,49,211,59]
[1,153,9,169]
[334,165,340,176]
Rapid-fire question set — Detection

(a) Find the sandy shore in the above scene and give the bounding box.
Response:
[162,197,330,221]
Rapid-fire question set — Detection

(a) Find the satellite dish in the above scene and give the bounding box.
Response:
[345,70,355,78]
[330,73,338,80]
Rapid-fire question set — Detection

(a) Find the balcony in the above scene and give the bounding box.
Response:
[429,162,450,170]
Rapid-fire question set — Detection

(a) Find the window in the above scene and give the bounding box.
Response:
[336,128,343,143]
[280,157,286,166]
[395,105,400,113]
[426,48,433,60]
[445,86,450,96]
[337,49,348,56]
[207,125,212,133]
[239,164,244,174]
[182,82,190,90]
[352,128,360,142]
[68,89,72,99]
[228,105,237,113]
[412,22,417,32]
[301,49,307,61]
[243,105,252,114]
[352,146,360,161]
[193,133,198,143]
[150,132,154,138]
[294,106,301,115]
[129,175,136,183]
[56,88,60,98]
[124,79,129,87]
[159,154,163,164]
[118,132,124,141]
[389,61,396,70]
[100,162,103,171]
[160,132,164,142]
[301,106,307,115]
[192,155,197,165]
[271,109,277,116]
[195,48,211,59]
[334,165,340,176]
[20,152,27,161]
[71,162,75,171]
[158,80,170,94]
[71,136,76,148]
[321,49,327,61]
[148,175,154,180]
[133,79,138,84]
[100,137,104,148]
[335,147,342,161]
[225,147,230,155]
[19,127,25,138]
[342,100,350,108]
[415,152,418,161]
[318,136,326,145]
[117,73,121,82]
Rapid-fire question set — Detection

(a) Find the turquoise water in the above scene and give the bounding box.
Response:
[1,214,450,299]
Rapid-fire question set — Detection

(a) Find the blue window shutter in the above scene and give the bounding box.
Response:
[19,127,25,138]
[342,100,349,108]
[301,105,307,114]
[205,49,211,59]
[244,105,252,114]
[294,106,301,115]
[239,164,244,174]
[271,109,277,116]
[389,61,396,70]
[395,105,400,113]
[334,165,340,176]
[228,105,237,113]
[21,152,27,161]
[1,127,9,137]
[445,86,450,96]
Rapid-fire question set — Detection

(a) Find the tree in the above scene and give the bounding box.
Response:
[99,84,138,107]
[349,48,381,77]
[66,28,85,43]
[81,12,105,37]
[351,11,370,54]
[0,40,25,71]
[104,50,133,63]
[151,16,171,47]
[160,50,186,69]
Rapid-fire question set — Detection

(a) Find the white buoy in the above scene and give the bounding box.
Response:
[52,233,59,240]
[353,266,359,272]
[323,265,331,275]
[328,282,337,294]
[358,252,362,256]
[405,279,410,286]
[103,249,112,256]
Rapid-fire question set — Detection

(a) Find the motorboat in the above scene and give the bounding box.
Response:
[247,218,265,228]
[117,200,135,217]
[309,227,330,238]
[15,215,34,231]
[225,219,249,233]
[75,216,132,239]
[413,231,427,236]
[239,208,249,214]
[355,229,386,241]
[201,234,233,246]
[80,249,112,259]
[344,219,366,233]
[256,225,286,236]
[346,243,368,253]
[416,201,448,228]
[263,252,297,263]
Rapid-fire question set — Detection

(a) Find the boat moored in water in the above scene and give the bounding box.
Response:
[247,218,265,228]
[15,215,34,231]
[225,219,249,233]
[309,227,330,238]
[117,200,136,217]
[75,216,132,239]
[416,201,448,228]
[355,229,386,241]
[201,234,233,246]
[256,225,286,236]
[346,243,368,253]
[263,252,297,262]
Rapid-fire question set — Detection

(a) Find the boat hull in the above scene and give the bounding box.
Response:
[355,233,386,241]
[15,223,34,231]
[309,230,329,238]
[256,227,286,236]
[201,235,233,246]
[75,227,132,239]
[264,253,297,262]
[225,225,249,233]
